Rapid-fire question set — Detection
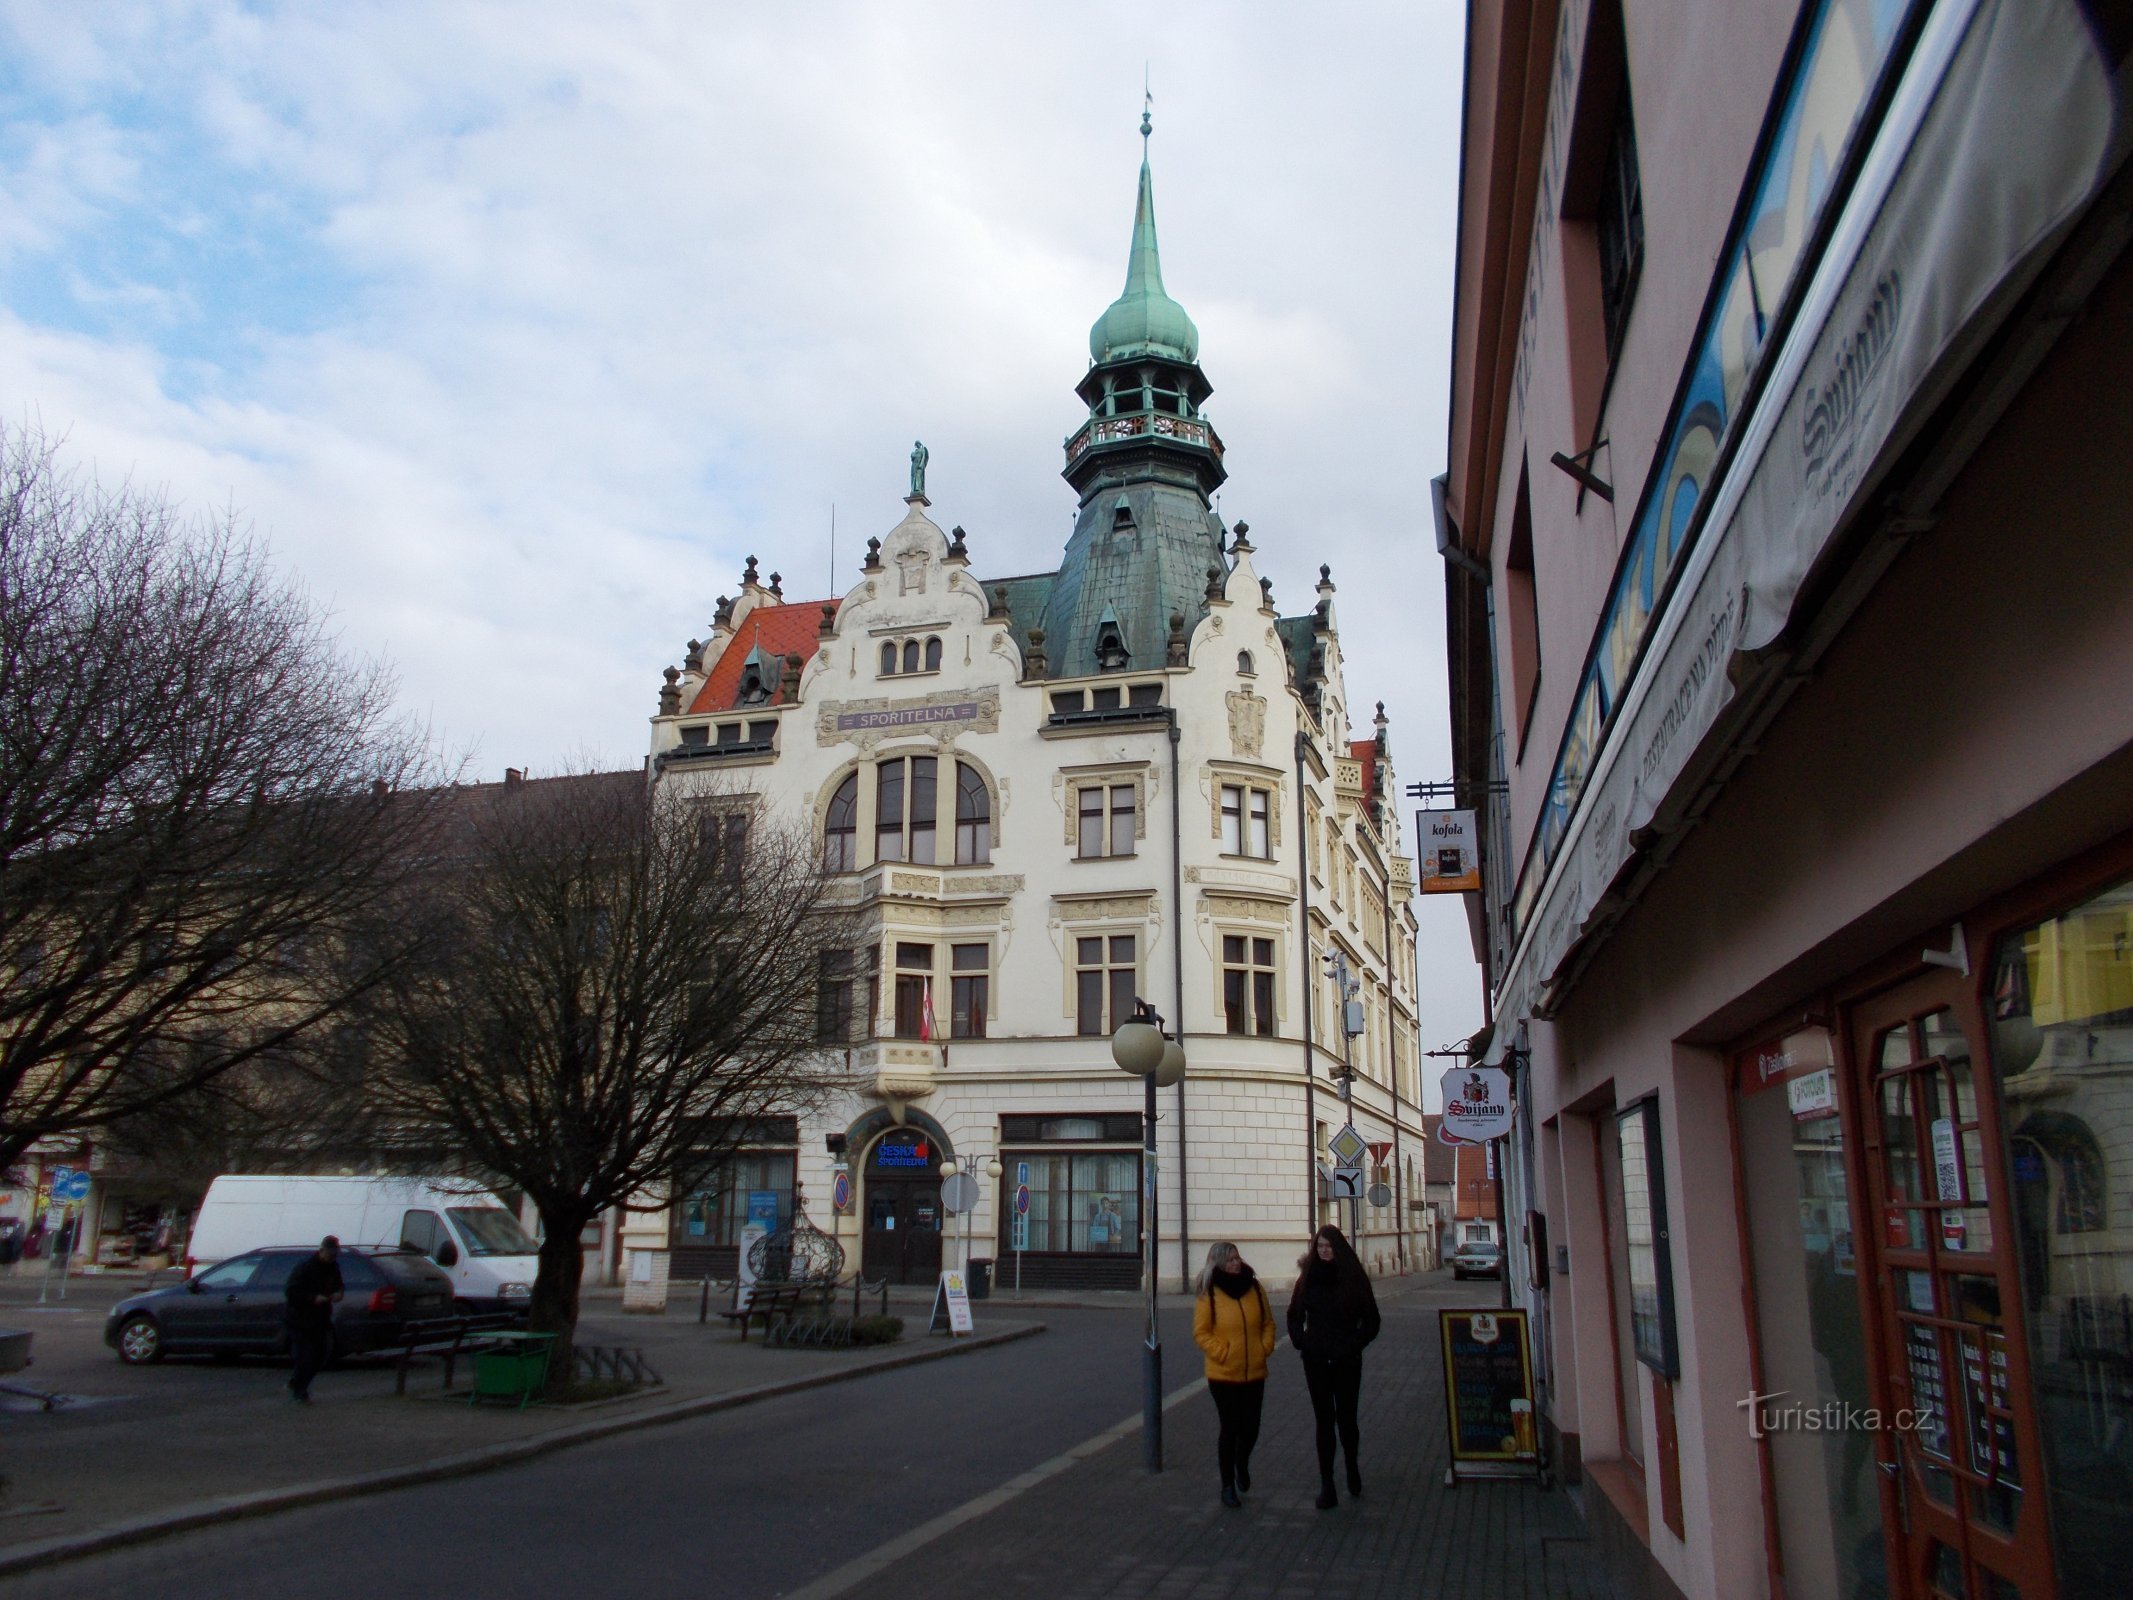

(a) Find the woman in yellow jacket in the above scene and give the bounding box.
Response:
[1192,1240,1278,1508]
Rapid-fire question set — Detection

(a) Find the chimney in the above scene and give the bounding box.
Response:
[505,768,524,788]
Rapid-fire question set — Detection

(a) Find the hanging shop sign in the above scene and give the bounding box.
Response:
[1440,1065,1514,1143]
[1416,810,1482,894]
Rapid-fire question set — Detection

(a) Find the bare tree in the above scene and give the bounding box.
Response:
[367,770,849,1374]
[0,425,445,1171]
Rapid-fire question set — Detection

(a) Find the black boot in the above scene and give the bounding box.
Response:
[1221,1484,1242,1509]
[1347,1461,1363,1498]
[1235,1459,1251,1493]
[1316,1479,1338,1511]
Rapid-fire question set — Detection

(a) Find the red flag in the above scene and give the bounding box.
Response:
[921,978,938,1042]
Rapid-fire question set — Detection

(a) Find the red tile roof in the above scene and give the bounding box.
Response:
[687,600,838,715]
[1351,739,1378,802]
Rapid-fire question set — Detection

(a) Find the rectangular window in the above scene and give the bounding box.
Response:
[908,756,936,864]
[1091,686,1122,712]
[816,948,854,1044]
[679,724,709,747]
[893,942,934,1040]
[700,811,748,885]
[1128,683,1162,707]
[1011,1150,1141,1253]
[1222,935,1278,1036]
[1617,1097,1679,1378]
[1221,784,1274,859]
[669,1151,796,1248]
[716,722,742,746]
[950,943,988,1039]
[1596,90,1644,367]
[877,759,906,862]
[1074,934,1136,1036]
[1051,691,1086,716]
[1076,782,1138,859]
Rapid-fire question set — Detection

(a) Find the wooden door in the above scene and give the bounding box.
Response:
[1850,968,2055,1598]
[862,1182,944,1285]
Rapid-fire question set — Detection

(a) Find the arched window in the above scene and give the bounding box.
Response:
[902,639,920,674]
[1237,650,1255,676]
[823,774,858,873]
[955,762,992,865]
[924,636,943,672]
[880,641,898,676]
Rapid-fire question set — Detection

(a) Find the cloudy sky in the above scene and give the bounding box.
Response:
[0,1,1481,1053]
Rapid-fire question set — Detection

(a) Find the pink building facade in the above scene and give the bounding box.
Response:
[1441,3,2133,1596]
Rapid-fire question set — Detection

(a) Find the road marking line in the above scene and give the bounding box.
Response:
[781,1375,1210,1600]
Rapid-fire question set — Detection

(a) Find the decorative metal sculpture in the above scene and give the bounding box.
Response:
[744,1206,845,1286]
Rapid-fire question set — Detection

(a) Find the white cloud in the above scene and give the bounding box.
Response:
[0,0,1483,1045]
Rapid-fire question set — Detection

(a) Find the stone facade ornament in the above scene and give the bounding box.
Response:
[1226,688,1267,759]
[909,439,929,500]
[815,685,1002,752]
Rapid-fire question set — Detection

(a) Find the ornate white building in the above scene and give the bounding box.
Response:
[625,127,1429,1292]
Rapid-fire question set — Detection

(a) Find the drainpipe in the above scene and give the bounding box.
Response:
[1384,878,1405,1273]
[1295,730,1318,1236]
[1168,709,1190,1292]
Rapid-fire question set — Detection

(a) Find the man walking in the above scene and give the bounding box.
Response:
[284,1235,344,1404]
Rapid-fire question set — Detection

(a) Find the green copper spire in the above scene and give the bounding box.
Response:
[1088,112,1199,365]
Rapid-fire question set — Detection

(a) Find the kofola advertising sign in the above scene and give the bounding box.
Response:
[1440,1065,1513,1143]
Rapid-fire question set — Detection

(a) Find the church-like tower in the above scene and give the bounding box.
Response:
[1041,115,1230,680]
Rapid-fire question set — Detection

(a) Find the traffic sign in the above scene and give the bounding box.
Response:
[830,1168,853,1213]
[1366,1141,1393,1164]
[941,1173,980,1215]
[53,1168,89,1203]
[1320,1164,1364,1200]
[1368,1182,1393,1208]
[1016,1160,1030,1186]
[1328,1122,1368,1167]
[1014,1183,1030,1216]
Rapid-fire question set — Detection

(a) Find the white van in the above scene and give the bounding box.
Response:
[186,1176,538,1314]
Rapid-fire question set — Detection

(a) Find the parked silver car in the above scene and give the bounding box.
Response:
[1449,1240,1504,1280]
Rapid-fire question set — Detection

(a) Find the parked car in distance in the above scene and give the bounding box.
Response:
[105,1245,456,1365]
[1449,1241,1504,1280]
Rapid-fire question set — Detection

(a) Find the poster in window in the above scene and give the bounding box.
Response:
[1617,1098,1680,1378]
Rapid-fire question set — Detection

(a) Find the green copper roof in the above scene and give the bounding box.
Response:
[1088,153,1199,365]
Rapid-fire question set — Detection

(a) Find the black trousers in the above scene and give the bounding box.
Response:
[1208,1378,1265,1489]
[288,1320,331,1397]
[1301,1353,1363,1483]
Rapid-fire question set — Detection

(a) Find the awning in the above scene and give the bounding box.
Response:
[1493,0,2119,1034]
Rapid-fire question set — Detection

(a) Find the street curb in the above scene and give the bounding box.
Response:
[0,1320,1046,1578]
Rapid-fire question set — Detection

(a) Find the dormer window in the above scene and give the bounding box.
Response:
[1095,616,1130,671]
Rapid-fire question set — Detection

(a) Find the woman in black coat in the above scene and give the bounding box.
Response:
[1287,1224,1381,1509]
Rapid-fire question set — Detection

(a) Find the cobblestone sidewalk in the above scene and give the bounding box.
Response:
[848,1293,1619,1600]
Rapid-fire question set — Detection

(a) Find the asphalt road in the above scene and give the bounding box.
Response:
[7,1299,1206,1600]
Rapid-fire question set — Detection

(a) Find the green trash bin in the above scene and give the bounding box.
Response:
[470,1331,556,1409]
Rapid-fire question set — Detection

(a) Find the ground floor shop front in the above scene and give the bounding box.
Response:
[623,1037,1432,1300]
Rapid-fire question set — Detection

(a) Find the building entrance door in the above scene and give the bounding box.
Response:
[860,1128,946,1285]
[1849,968,2055,1599]
[861,1181,942,1285]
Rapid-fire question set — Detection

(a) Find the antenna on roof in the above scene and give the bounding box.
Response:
[1142,66,1153,143]
[829,503,836,594]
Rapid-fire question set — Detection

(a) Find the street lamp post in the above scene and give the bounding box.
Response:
[937,1152,1004,1279]
[1112,998,1185,1474]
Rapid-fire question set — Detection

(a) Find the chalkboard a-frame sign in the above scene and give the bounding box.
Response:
[1439,1307,1547,1486]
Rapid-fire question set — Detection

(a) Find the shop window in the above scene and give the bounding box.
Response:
[1222,935,1277,1037]
[1075,934,1137,1036]
[1010,1150,1140,1253]
[1990,876,2133,1598]
[954,762,992,865]
[950,943,988,1040]
[893,942,935,1040]
[823,773,858,873]
[1077,783,1137,859]
[1221,784,1272,858]
[1616,1097,1679,1378]
[669,1151,796,1248]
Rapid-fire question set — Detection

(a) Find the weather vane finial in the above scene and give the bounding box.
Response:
[1141,66,1153,143]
